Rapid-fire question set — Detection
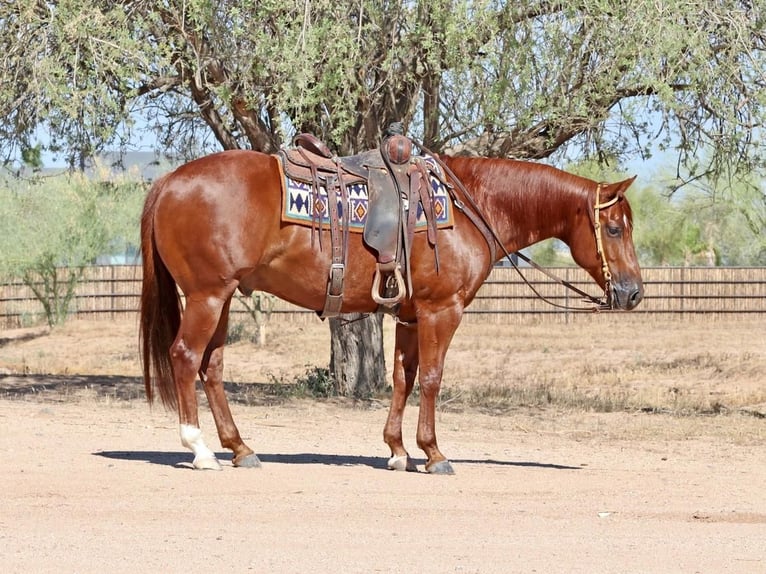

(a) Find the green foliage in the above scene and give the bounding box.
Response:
[0,1,153,167]
[295,367,337,398]
[630,180,766,266]
[267,367,338,398]
[20,145,43,169]
[526,239,575,267]
[2,0,765,177]
[0,171,145,326]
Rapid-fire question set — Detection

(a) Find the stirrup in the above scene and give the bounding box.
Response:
[371,266,406,306]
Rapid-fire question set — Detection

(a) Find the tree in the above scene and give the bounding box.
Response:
[2,1,764,392]
[0,170,145,326]
[629,179,766,266]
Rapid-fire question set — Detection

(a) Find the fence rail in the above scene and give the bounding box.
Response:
[1,265,765,328]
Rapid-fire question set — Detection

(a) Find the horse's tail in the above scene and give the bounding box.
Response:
[139,174,180,412]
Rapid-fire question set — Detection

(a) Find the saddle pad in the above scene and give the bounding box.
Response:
[279,158,454,232]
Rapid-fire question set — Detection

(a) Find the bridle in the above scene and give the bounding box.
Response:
[592,183,620,309]
[501,183,621,311]
[403,136,623,312]
[498,183,619,312]
[430,150,621,311]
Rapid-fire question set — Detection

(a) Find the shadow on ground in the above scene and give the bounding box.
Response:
[1,374,147,401]
[95,450,581,471]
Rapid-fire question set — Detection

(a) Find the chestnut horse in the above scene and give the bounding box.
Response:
[140,149,643,474]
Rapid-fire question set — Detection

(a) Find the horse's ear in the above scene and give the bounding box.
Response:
[602,175,636,202]
[616,175,637,196]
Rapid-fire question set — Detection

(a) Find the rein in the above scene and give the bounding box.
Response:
[505,185,619,311]
[418,143,617,312]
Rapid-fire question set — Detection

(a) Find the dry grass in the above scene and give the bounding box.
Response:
[441,316,766,416]
[1,314,764,418]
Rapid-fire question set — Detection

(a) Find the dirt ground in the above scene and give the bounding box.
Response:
[1,315,765,573]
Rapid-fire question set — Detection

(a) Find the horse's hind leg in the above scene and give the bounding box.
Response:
[170,295,230,470]
[199,297,261,468]
[383,322,419,472]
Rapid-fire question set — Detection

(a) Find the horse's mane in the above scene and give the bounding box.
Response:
[442,155,632,227]
[442,155,591,213]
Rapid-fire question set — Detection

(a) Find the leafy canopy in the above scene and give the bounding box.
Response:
[1,0,764,182]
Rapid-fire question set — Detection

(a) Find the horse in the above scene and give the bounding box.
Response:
[140,149,643,474]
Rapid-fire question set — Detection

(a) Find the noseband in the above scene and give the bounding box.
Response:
[593,183,620,308]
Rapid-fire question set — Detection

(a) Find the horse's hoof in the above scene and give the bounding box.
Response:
[233,453,262,468]
[193,455,222,471]
[387,454,417,472]
[426,460,455,475]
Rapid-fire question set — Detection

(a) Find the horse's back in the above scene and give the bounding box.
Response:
[162,149,276,198]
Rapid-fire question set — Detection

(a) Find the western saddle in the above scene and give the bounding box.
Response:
[277,127,445,318]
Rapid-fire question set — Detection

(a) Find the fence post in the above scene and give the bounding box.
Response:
[111,265,116,320]
[565,267,570,325]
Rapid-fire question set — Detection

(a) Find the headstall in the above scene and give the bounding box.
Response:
[592,183,621,309]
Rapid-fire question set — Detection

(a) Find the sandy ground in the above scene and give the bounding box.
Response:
[1,316,765,573]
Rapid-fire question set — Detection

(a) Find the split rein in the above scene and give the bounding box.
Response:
[423,146,618,313]
[497,185,618,312]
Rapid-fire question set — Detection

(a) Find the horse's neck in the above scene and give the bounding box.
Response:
[449,158,583,254]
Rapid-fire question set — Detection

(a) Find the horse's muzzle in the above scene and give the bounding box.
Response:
[611,280,644,311]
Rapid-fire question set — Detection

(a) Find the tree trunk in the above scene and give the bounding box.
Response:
[329,313,386,397]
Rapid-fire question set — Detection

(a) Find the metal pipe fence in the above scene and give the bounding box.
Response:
[1,266,764,329]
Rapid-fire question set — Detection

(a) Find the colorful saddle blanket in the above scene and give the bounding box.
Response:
[280,157,453,232]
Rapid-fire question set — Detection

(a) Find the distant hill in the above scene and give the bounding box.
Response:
[29,151,180,181]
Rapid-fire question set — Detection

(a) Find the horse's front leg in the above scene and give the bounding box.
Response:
[415,304,463,475]
[383,322,419,472]
[199,299,261,468]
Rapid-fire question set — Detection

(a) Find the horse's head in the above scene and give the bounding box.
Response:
[568,177,643,311]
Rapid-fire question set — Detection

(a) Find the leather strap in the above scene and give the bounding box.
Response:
[415,159,438,246]
[418,144,611,310]
[298,147,322,251]
[320,173,346,318]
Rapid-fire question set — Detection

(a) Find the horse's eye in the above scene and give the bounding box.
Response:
[606,225,622,238]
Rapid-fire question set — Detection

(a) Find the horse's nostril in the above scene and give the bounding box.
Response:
[629,288,643,307]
